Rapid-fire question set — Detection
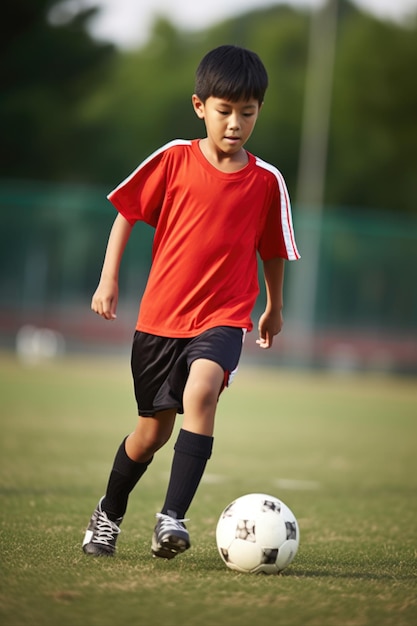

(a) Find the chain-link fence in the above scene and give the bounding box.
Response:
[1,181,416,372]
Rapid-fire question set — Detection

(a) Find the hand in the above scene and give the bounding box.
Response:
[91,277,118,320]
[256,310,283,349]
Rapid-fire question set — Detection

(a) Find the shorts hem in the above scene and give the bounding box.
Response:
[138,404,183,417]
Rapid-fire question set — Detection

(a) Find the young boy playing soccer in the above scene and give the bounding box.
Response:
[82,44,300,559]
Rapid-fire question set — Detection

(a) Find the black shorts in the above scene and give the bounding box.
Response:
[130,326,245,416]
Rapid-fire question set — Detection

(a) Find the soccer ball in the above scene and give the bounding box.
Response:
[216,493,300,574]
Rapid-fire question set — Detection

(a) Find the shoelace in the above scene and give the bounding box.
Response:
[93,511,121,546]
[156,513,189,531]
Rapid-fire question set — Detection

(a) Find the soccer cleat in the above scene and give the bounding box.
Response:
[151,512,191,560]
[82,497,122,556]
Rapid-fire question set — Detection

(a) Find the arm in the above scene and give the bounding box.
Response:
[257,256,285,349]
[91,213,133,320]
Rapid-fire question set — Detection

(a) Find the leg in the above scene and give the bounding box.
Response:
[126,409,177,462]
[83,409,176,557]
[103,408,177,519]
[182,358,225,436]
[162,358,224,516]
[152,359,224,559]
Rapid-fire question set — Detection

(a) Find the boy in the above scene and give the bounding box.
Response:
[82,44,300,560]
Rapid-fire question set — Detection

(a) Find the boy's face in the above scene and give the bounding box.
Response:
[192,95,261,158]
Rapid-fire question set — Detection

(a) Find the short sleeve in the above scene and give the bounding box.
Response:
[107,147,168,227]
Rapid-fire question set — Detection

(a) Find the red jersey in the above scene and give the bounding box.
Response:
[108,139,300,338]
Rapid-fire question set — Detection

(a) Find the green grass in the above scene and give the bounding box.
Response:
[0,351,416,626]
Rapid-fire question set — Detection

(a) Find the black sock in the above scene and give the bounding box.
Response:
[161,428,213,519]
[102,437,153,521]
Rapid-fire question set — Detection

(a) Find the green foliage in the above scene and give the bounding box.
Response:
[1,0,115,181]
[329,5,417,213]
[0,353,416,625]
[1,1,417,212]
[74,6,310,188]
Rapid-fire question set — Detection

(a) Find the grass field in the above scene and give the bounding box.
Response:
[0,350,416,626]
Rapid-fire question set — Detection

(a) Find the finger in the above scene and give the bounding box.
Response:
[256,334,270,349]
[260,330,272,349]
[103,306,115,320]
[91,297,99,314]
[103,299,117,320]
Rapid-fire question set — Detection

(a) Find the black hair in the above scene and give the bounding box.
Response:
[194,45,268,105]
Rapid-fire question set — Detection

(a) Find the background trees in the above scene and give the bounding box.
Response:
[0,0,115,181]
[2,0,416,213]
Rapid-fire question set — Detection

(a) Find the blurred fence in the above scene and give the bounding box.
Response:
[1,180,416,372]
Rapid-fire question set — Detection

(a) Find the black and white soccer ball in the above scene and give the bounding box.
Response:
[216,493,300,574]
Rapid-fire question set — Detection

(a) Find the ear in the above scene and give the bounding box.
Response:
[191,94,205,119]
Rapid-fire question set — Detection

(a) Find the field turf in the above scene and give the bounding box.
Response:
[0,351,416,626]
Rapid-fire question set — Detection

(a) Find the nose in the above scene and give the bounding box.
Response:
[228,113,240,130]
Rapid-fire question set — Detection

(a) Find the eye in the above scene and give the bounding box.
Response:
[217,110,229,116]
[242,108,257,117]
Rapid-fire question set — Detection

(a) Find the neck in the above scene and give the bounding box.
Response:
[199,139,248,173]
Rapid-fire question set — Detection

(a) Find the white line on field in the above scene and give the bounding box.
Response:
[274,478,321,490]
[201,473,227,484]
[160,473,321,489]
[160,472,226,484]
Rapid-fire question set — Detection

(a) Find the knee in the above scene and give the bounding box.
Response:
[128,418,174,460]
[184,378,219,412]
[138,430,170,456]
